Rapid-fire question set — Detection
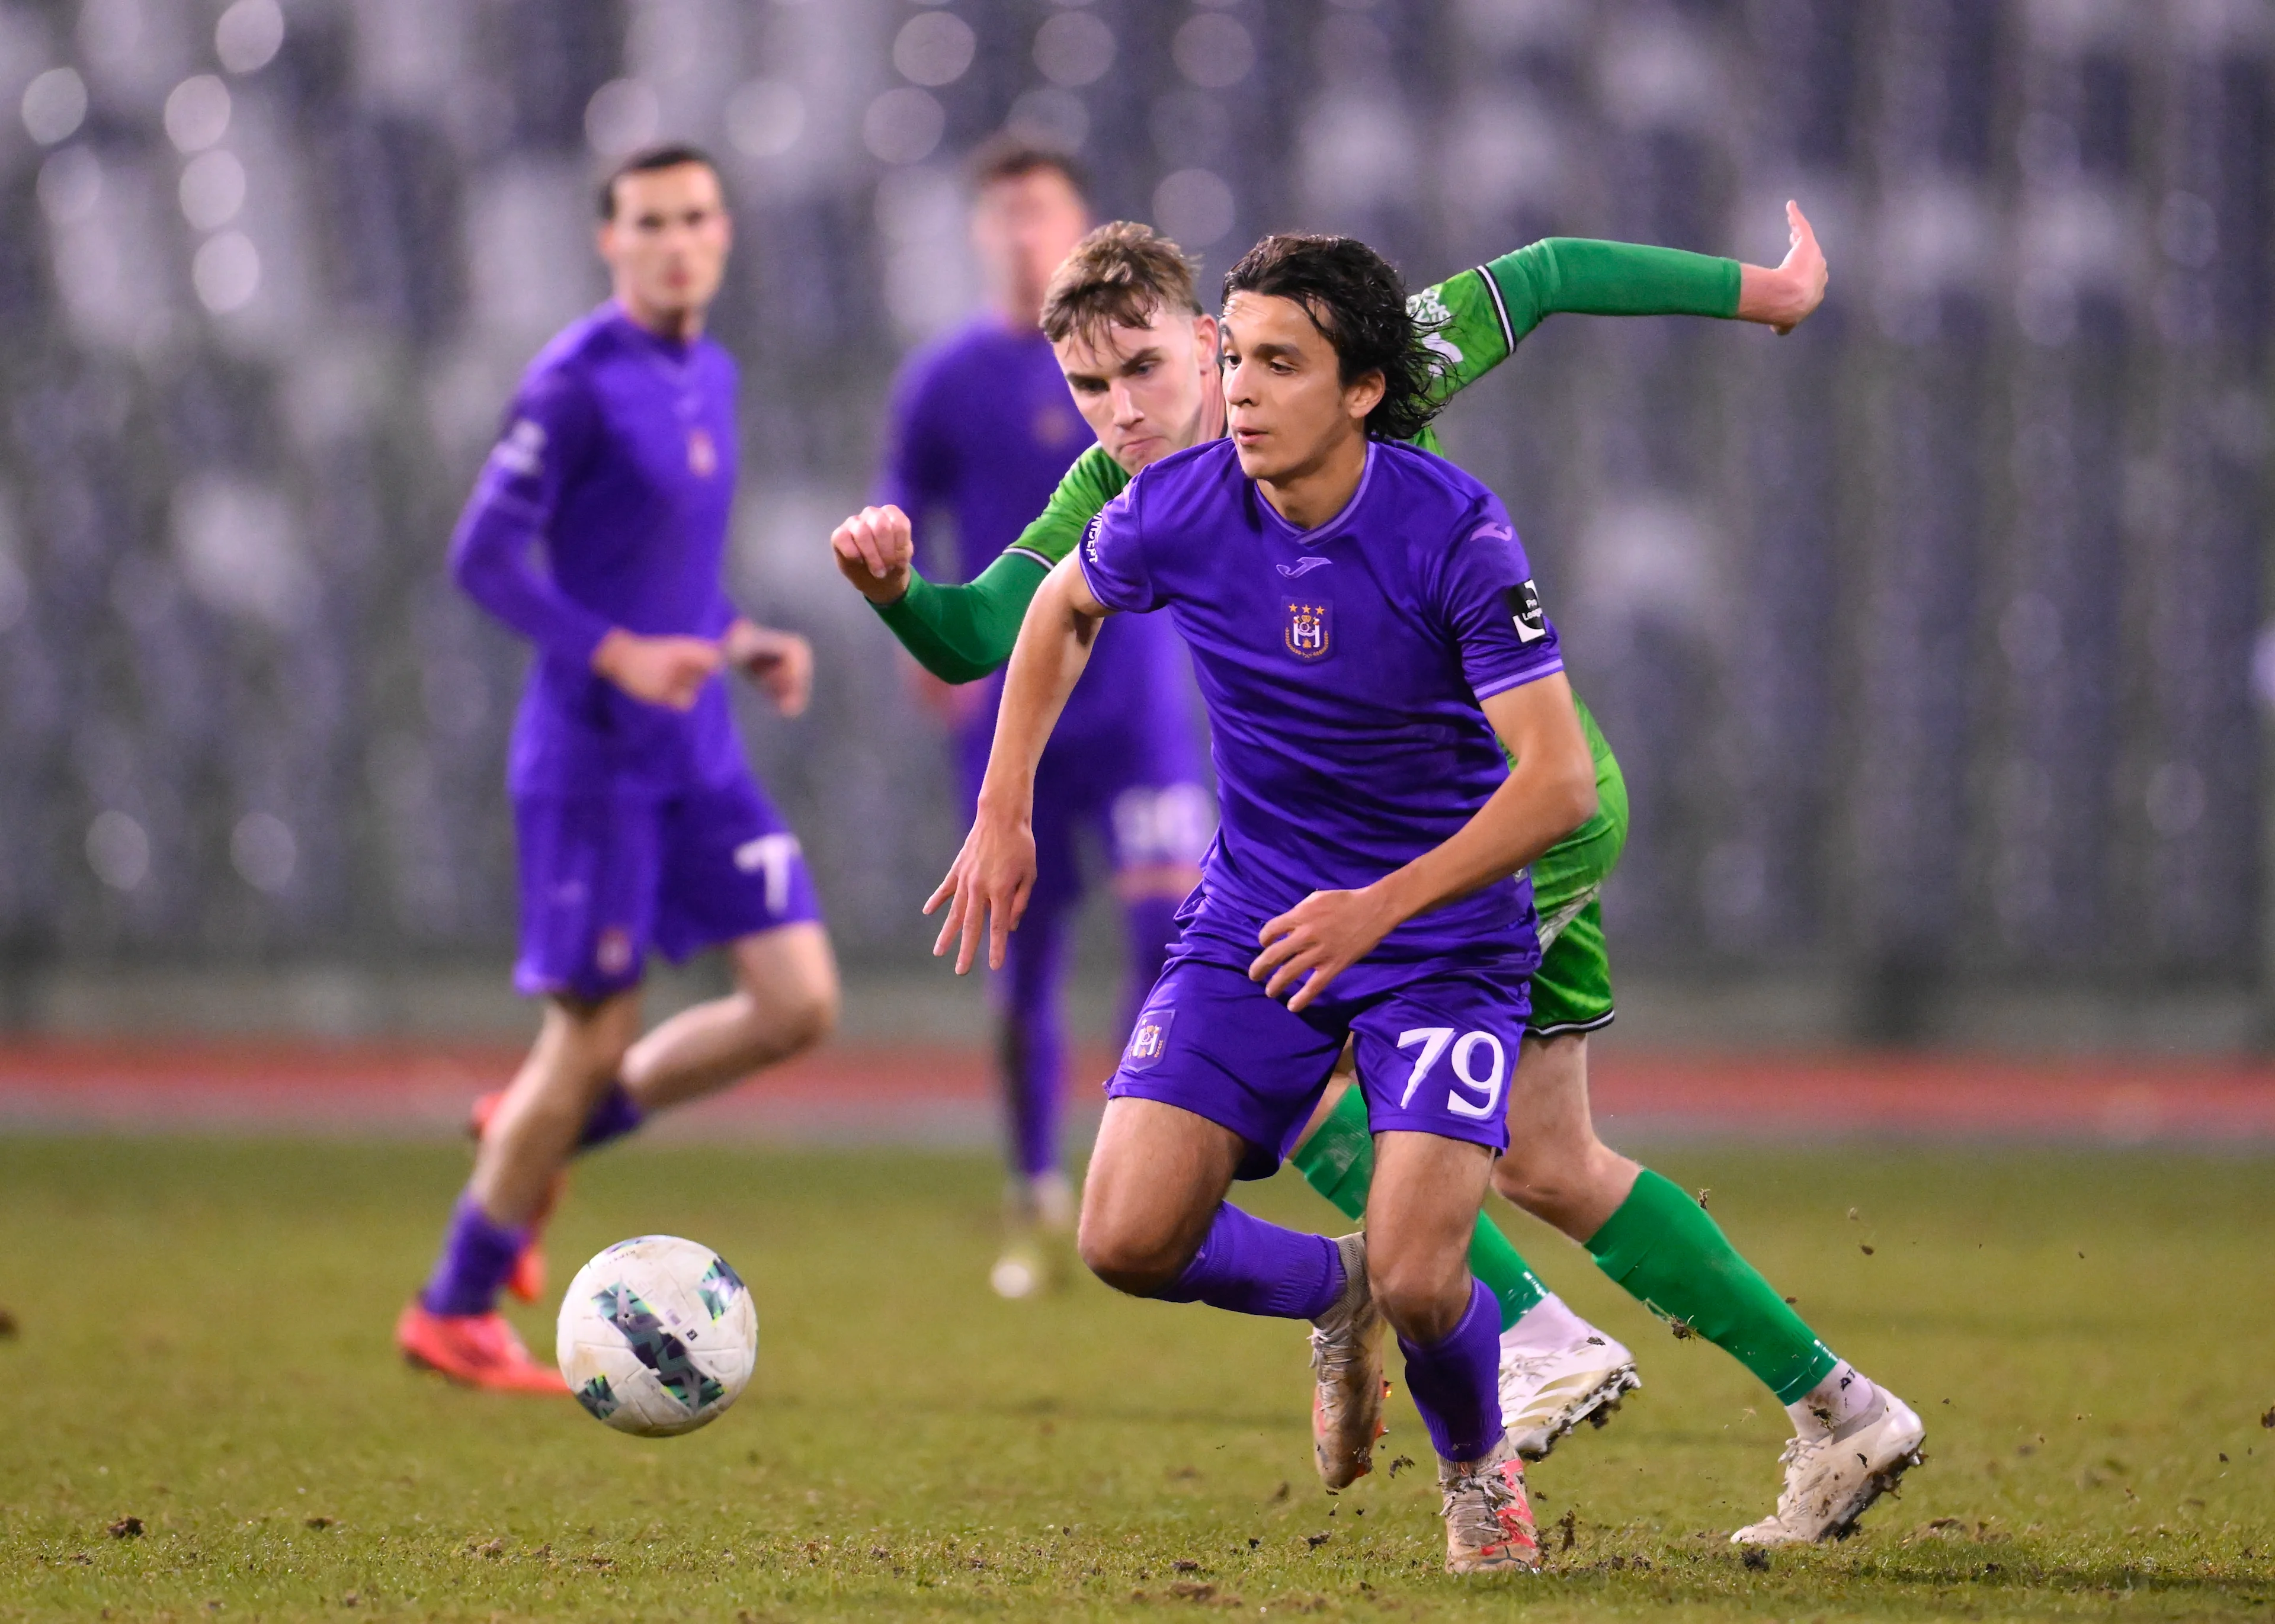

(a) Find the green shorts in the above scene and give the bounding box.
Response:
[1523,696,1626,1038]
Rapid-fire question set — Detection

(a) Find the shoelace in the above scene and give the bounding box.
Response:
[1440,1460,1524,1551]
[1307,1279,1370,1382]
[1308,1322,1364,1386]
[1498,1343,1606,1405]
[1770,1434,1829,1520]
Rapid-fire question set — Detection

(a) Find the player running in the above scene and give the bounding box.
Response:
[935,234,1601,1570]
[396,145,838,1393]
[835,213,1927,1544]
[876,140,1210,1298]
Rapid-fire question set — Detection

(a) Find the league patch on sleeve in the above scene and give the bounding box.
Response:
[1505,579,1547,643]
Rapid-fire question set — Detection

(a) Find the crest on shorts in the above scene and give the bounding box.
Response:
[1124,1007,1175,1071]
[595,926,635,977]
[1284,600,1332,660]
[687,426,717,477]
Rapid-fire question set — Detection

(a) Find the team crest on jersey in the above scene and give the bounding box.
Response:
[1284,599,1332,660]
[687,426,717,477]
[1124,1007,1175,1071]
[1408,284,1463,367]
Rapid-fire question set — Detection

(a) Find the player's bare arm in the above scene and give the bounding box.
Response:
[589,627,722,711]
[1252,675,1596,1012]
[722,618,813,716]
[924,554,1110,974]
[1734,202,1826,334]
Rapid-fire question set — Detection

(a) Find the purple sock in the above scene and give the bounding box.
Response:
[1153,1203,1345,1320]
[1120,893,1183,1028]
[576,1080,646,1151]
[1398,1278,1504,1463]
[998,902,1069,1179]
[419,1190,527,1317]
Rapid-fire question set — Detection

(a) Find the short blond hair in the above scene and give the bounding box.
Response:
[1040,222,1204,348]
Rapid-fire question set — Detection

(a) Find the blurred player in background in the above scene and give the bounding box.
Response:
[838,209,1927,1543]
[396,146,838,1392]
[876,139,1210,1298]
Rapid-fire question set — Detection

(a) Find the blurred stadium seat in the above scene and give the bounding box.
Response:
[0,0,2263,1047]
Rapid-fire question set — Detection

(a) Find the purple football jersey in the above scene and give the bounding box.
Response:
[1077,438,1564,967]
[450,301,745,797]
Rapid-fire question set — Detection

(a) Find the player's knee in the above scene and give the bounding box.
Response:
[543,1012,636,1095]
[777,977,838,1055]
[1076,1217,1185,1297]
[1494,1148,1583,1224]
[1368,1254,1470,1347]
[1495,1140,1621,1231]
[733,948,838,1058]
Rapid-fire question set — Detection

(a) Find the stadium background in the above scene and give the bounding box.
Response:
[4,6,2275,1616]
[0,0,2266,1055]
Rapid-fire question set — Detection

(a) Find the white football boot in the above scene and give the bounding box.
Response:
[1731,1387,1926,1545]
[1499,1330,1642,1460]
[1308,1231,1386,1491]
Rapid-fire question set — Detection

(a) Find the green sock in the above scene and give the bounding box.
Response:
[1287,1084,1548,1331]
[1585,1168,1838,1403]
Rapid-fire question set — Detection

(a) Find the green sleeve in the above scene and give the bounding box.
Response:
[868,445,1131,683]
[1409,237,1742,407]
[1004,444,1132,569]
[871,553,1047,684]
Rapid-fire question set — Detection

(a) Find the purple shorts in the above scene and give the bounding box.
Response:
[512,771,821,1004]
[1107,951,1531,1180]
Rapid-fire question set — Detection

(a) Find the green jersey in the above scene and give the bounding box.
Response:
[871,236,1741,682]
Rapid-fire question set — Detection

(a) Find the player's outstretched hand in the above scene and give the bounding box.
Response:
[725,620,813,717]
[830,504,916,606]
[1251,886,1401,1013]
[591,628,722,711]
[923,806,1037,975]
[1736,200,1827,335]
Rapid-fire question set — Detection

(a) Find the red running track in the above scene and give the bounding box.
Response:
[1,1040,2272,1144]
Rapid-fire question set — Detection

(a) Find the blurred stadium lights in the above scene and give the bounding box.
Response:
[0,0,2261,1048]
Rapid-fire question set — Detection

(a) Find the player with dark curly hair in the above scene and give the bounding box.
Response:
[839,211,1924,1550]
[1217,231,1448,445]
[932,229,1604,1570]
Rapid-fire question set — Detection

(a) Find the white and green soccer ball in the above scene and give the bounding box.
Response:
[556,1235,758,1437]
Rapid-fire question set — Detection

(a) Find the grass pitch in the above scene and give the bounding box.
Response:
[2,1134,2272,1620]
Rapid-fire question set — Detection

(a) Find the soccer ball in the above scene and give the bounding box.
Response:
[556,1235,758,1437]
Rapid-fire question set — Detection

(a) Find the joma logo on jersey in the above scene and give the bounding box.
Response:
[1284,600,1332,660]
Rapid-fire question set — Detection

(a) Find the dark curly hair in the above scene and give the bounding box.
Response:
[1220,234,1442,443]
